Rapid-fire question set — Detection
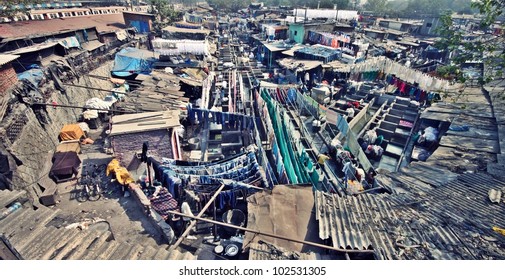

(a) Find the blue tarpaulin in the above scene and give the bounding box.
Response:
[112,47,158,77]
[130,20,150,33]
[58,36,81,49]
[18,68,44,87]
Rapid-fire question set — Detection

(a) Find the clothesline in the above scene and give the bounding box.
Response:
[332,56,463,92]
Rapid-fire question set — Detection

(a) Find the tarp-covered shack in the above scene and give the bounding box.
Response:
[108,110,181,168]
[49,151,81,183]
[59,124,85,141]
[112,47,159,77]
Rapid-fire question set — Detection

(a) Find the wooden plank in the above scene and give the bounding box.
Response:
[440,135,499,154]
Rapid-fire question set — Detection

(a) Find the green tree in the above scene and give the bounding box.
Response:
[401,0,474,17]
[435,1,505,84]
[207,0,247,12]
[471,0,505,82]
[149,0,181,33]
[405,0,444,16]
[364,0,388,15]
[434,12,463,53]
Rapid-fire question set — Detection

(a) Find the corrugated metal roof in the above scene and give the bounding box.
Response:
[0,14,125,41]
[0,54,20,66]
[277,58,321,71]
[281,45,304,56]
[398,162,459,187]
[110,110,181,136]
[123,11,155,17]
[81,40,104,51]
[162,26,211,34]
[387,172,505,259]
[315,191,401,259]
[316,171,505,259]
[7,42,61,55]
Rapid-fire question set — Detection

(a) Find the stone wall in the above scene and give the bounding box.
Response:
[1,60,114,200]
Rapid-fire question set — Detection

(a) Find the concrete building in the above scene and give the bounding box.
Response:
[288,22,335,44]
[419,16,442,36]
[378,19,423,34]
[122,11,155,34]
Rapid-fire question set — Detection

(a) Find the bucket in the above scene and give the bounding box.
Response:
[188,137,200,150]
[222,209,245,235]
[224,244,239,257]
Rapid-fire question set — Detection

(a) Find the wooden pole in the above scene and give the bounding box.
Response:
[31,102,129,114]
[169,184,226,250]
[62,83,123,93]
[165,210,375,254]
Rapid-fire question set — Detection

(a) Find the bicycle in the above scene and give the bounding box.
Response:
[76,169,102,202]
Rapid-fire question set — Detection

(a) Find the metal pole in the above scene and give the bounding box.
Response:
[170,184,226,250]
[165,210,375,254]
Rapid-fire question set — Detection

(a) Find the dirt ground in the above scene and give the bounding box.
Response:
[47,126,166,248]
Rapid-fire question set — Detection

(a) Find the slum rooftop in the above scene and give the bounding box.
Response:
[0,3,504,262]
[0,13,126,42]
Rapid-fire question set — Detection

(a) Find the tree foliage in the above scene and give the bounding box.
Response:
[402,0,474,17]
[206,0,247,12]
[363,0,388,15]
[434,12,463,52]
[472,0,505,27]
[435,0,505,84]
[149,0,181,33]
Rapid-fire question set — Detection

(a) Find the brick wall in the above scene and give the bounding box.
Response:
[0,63,18,95]
[111,129,174,168]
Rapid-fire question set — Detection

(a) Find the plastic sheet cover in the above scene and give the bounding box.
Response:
[59,124,85,141]
[112,47,157,77]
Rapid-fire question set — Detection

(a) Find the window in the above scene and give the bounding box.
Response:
[426,23,432,27]
[294,31,298,36]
